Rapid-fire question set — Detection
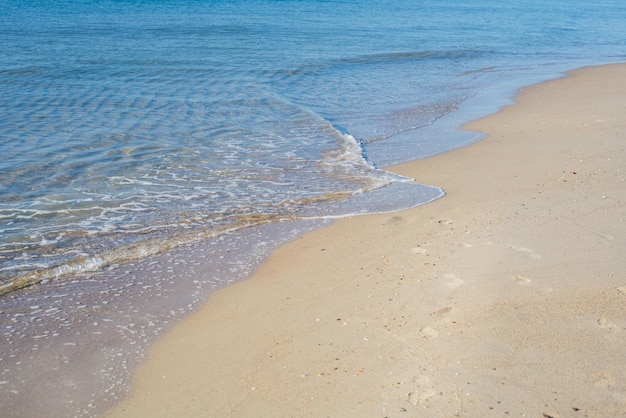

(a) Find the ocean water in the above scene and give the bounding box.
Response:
[1,0,624,416]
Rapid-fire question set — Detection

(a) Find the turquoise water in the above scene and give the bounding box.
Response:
[0,0,624,415]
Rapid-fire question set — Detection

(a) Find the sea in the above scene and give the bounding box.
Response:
[1,0,624,416]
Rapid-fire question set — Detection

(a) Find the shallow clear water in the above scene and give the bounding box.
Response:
[0,0,625,416]
[1,0,625,290]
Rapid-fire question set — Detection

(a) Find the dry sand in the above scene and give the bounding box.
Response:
[106,63,626,417]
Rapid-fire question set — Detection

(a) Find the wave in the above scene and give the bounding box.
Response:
[0,113,441,297]
[0,175,443,297]
[0,213,283,296]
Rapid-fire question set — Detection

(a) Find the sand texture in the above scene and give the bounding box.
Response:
[107,63,626,417]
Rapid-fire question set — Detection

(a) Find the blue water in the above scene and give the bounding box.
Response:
[1,0,625,291]
[0,0,624,415]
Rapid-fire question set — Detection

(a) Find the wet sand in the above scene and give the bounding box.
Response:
[107,63,626,417]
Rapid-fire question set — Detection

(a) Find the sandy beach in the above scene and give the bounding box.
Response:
[106,63,626,417]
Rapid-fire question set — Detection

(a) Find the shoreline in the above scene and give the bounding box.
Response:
[107,63,626,417]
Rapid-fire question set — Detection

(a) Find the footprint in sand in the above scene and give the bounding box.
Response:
[407,375,435,405]
[444,273,464,290]
[510,244,541,260]
[511,275,553,292]
[598,317,619,332]
[411,242,433,255]
[512,274,532,286]
[432,306,452,318]
[458,241,495,248]
[600,233,614,241]
[419,326,439,338]
[430,306,454,327]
